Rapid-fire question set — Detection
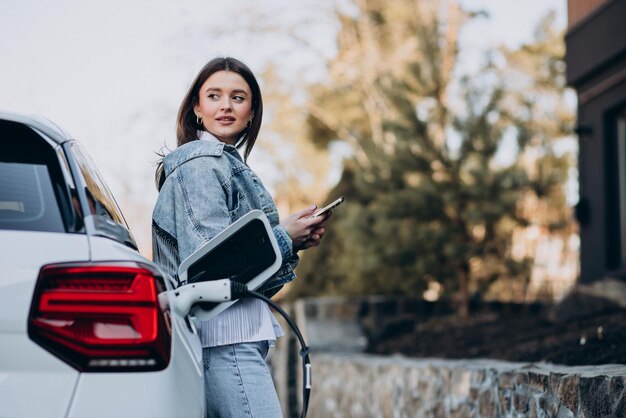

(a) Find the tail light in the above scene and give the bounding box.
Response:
[28,263,171,372]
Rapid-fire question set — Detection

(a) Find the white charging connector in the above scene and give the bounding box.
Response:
[169,279,233,317]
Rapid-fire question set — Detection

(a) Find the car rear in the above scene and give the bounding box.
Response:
[0,115,203,417]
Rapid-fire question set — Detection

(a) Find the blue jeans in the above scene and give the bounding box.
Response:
[203,341,283,418]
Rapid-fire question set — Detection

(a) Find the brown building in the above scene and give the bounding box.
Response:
[566,0,626,283]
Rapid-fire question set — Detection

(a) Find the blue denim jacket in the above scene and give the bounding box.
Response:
[152,138,298,297]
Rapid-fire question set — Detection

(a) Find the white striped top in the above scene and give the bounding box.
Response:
[196,298,283,347]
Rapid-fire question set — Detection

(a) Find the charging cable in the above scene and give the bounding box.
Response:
[231,282,311,418]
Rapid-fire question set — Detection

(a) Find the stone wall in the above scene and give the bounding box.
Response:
[306,354,626,417]
[270,297,626,418]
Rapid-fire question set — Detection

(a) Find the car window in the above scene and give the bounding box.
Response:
[0,163,65,232]
[0,121,75,233]
[70,142,127,226]
[69,142,136,248]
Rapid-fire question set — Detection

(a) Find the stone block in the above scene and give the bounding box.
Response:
[556,404,575,418]
[449,404,473,418]
[610,376,625,407]
[556,374,579,412]
[498,371,515,389]
[529,371,549,392]
[498,389,512,414]
[478,389,497,417]
[439,366,452,384]
[451,369,471,397]
[433,400,446,418]
[579,375,613,416]
[469,387,480,402]
[542,396,560,417]
[512,391,529,413]
[529,393,555,417]
[615,392,626,418]
[418,378,446,403]
[471,369,487,385]
[514,371,529,387]
[401,385,423,416]
[549,372,565,395]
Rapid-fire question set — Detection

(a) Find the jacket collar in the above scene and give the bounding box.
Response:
[163,138,225,179]
[198,130,222,144]
[199,130,244,160]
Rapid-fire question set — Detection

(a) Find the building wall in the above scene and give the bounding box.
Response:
[566,0,626,283]
[568,0,609,27]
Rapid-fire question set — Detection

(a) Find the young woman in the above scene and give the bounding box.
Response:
[152,57,328,417]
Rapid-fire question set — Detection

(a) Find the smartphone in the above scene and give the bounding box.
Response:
[307,196,345,219]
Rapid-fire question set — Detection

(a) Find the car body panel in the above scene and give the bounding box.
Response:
[0,112,71,145]
[66,317,204,418]
[0,230,90,333]
[87,234,148,264]
[0,231,88,417]
[0,334,79,418]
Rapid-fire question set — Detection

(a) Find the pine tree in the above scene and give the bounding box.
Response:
[291,1,574,316]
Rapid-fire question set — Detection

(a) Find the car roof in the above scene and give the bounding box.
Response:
[0,112,73,145]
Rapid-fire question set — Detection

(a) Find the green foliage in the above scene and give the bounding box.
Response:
[291,1,574,311]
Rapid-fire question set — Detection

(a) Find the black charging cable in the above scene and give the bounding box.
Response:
[231,281,311,418]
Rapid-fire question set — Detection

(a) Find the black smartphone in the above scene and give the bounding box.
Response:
[307,196,344,219]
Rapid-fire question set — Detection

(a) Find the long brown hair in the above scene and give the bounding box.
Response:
[155,57,263,190]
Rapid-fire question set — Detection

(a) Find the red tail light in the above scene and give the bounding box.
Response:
[28,263,171,372]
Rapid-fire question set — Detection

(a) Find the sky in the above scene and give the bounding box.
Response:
[458,0,566,49]
[0,0,569,254]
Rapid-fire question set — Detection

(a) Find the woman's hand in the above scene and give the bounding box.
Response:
[281,205,331,251]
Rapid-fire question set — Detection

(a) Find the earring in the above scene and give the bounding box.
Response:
[246,118,252,129]
[196,115,203,125]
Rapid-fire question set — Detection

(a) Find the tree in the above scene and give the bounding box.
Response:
[251,65,334,215]
[290,0,574,316]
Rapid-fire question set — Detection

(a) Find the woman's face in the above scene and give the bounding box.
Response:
[194,70,254,145]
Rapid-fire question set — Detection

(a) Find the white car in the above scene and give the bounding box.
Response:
[0,113,205,418]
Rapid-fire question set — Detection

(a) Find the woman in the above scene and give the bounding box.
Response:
[152,57,327,417]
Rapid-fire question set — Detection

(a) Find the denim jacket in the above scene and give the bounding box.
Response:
[152,137,298,297]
